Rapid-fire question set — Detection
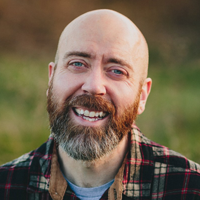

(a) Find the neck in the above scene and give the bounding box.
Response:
[58,134,129,188]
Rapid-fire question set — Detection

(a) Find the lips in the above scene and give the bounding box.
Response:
[73,107,108,122]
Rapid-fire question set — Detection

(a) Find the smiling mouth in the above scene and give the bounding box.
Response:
[73,107,108,122]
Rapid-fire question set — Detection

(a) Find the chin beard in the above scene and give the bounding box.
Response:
[55,121,121,161]
[47,83,140,161]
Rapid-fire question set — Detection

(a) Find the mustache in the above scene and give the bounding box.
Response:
[68,94,116,115]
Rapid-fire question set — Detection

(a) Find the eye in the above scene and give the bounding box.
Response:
[107,67,128,80]
[71,62,84,67]
[111,69,123,75]
[67,60,88,73]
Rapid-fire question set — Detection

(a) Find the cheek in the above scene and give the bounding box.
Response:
[115,96,136,116]
[52,74,83,105]
[107,84,137,116]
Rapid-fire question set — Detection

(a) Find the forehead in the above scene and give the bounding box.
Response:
[63,36,133,60]
[56,12,148,77]
[59,24,140,64]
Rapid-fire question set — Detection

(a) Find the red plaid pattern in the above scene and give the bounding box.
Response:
[1,126,200,199]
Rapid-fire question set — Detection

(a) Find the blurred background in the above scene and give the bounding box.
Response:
[0,0,200,165]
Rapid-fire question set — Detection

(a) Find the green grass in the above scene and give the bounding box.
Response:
[0,53,200,165]
[0,54,50,164]
[137,61,200,163]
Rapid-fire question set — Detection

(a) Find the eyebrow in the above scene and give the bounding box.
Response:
[107,58,129,67]
[106,57,133,71]
[63,51,94,60]
[63,51,133,70]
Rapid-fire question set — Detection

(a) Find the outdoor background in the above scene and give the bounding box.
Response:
[0,0,200,165]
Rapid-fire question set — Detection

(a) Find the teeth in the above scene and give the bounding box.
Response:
[84,110,89,116]
[102,113,106,117]
[75,109,80,115]
[75,108,106,119]
[83,116,98,121]
[89,111,95,117]
[83,116,88,120]
[99,111,103,117]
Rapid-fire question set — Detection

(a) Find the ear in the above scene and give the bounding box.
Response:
[137,78,152,115]
[46,62,55,97]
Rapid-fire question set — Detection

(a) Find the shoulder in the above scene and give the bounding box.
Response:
[132,127,200,196]
[0,137,54,193]
[149,140,200,197]
[127,127,200,198]
[132,126,200,173]
[1,149,33,167]
[0,151,34,199]
[150,137,200,174]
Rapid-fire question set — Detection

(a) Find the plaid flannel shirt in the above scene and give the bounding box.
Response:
[1,126,200,200]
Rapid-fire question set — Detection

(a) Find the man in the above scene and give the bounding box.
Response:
[0,9,200,200]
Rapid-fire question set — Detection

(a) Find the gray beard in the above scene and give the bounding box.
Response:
[52,114,121,161]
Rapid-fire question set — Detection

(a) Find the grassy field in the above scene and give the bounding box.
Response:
[0,53,200,165]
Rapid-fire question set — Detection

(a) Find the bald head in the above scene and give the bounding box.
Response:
[55,9,149,79]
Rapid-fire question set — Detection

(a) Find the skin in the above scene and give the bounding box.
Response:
[47,9,152,187]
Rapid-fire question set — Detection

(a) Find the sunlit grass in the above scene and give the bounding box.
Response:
[0,53,200,165]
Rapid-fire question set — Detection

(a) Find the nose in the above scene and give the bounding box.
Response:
[81,69,106,96]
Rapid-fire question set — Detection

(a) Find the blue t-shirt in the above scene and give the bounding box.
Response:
[64,176,114,200]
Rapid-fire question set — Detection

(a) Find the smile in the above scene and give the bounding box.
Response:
[73,107,108,122]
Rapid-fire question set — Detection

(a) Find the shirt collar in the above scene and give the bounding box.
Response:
[49,141,68,199]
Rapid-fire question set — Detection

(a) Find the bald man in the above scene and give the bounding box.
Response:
[0,9,200,200]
